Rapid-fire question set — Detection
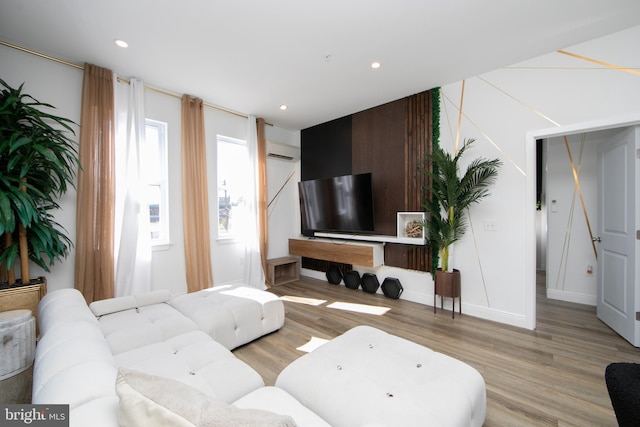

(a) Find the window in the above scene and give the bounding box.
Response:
[145,119,170,245]
[217,135,250,239]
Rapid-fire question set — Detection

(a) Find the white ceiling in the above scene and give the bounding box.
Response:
[1,0,639,131]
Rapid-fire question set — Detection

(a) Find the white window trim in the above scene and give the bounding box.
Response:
[217,135,247,242]
[146,119,170,246]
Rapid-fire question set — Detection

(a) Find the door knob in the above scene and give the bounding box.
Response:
[592,236,601,242]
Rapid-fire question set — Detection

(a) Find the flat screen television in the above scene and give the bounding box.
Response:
[298,172,375,237]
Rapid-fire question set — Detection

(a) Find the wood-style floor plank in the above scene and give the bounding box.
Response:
[233,272,640,426]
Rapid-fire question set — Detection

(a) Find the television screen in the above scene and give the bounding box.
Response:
[298,173,375,236]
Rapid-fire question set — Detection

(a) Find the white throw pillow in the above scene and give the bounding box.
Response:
[116,368,297,427]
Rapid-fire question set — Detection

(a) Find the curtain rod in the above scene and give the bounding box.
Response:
[1,40,271,124]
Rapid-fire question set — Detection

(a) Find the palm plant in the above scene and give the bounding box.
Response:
[421,138,501,273]
[0,78,79,284]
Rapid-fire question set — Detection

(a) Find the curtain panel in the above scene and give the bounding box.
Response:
[256,118,269,286]
[74,63,116,303]
[114,77,152,297]
[181,95,213,292]
[243,116,266,289]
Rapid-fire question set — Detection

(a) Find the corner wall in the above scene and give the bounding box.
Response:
[439,25,640,328]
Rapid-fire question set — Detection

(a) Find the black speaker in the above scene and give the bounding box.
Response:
[343,270,361,289]
[361,273,380,294]
[381,277,403,299]
[326,266,343,285]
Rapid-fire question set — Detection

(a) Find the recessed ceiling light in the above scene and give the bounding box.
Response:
[279,104,288,111]
[371,62,381,69]
[115,39,129,48]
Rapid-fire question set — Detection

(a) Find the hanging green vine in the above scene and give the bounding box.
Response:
[432,87,440,150]
[429,87,441,275]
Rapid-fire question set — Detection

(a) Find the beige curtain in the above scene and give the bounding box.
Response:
[74,64,115,303]
[256,118,269,286]
[181,95,214,292]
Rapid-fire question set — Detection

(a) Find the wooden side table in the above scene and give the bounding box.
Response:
[266,257,300,287]
[434,269,461,318]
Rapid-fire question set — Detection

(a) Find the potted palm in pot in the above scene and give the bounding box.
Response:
[0,78,79,288]
[420,138,501,317]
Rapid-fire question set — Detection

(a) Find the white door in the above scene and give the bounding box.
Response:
[596,126,639,346]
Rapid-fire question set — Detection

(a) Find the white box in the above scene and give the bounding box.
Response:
[397,212,425,240]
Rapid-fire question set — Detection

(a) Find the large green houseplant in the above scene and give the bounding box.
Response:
[420,138,501,314]
[0,78,79,286]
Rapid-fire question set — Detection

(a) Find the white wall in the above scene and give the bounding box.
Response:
[436,25,640,329]
[1,46,82,293]
[0,44,300,295]
[545,132,599,305]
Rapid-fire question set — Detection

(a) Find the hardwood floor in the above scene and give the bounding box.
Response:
[233,272,640,426]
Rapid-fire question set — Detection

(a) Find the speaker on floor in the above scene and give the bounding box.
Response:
[361,273,380,294]
[343,270,361,290]
[381,277,403,299]
[326,266,343,285]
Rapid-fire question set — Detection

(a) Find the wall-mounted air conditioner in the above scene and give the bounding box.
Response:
[267,140,300,161]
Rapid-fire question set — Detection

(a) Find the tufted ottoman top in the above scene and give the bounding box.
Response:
[170,285,285,350]
[275,325,486,427]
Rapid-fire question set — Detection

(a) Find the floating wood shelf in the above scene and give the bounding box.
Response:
[289,238,384,267]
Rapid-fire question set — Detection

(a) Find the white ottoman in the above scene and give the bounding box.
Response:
[170,285,285,350]
[275,325,486,427]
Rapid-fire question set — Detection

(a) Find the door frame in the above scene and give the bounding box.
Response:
[525,114,640,330]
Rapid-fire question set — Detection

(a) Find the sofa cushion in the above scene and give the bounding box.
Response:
[116,368,296,427]
[89,290,172,317]
[170,285,285,350]
[38,288,99,337]
[114,330,265,403]
[96,301,199,355]
[234,386,331,427]
[33,288,118,416]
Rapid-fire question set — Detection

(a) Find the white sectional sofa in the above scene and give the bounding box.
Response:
[33,286,486,427]
[33,287,327,427]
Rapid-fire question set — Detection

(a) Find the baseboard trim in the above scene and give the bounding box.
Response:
[546,288,596,306]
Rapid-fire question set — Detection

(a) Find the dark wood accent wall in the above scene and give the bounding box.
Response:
[352,98,407,235]
[404,91,432,271]
[300,90,433,272]
[300,116,352,181]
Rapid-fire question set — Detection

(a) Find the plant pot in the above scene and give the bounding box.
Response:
[434,268,461,318]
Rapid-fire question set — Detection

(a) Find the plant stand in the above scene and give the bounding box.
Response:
[434,269,461,318]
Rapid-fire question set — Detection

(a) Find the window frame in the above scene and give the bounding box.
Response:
[216,134,249,241]
[145,118,171,248]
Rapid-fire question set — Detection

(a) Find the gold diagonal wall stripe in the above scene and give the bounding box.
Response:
[467,212,491,307]
[556,137,586,291]
[557,50,640,76]
[455,80,465,154]
[563,135,598,259]
[438,87,494,307]
[441,88,456,145]
[506,66,640,71]
[442,92,525,176]
[477,76,561,127]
